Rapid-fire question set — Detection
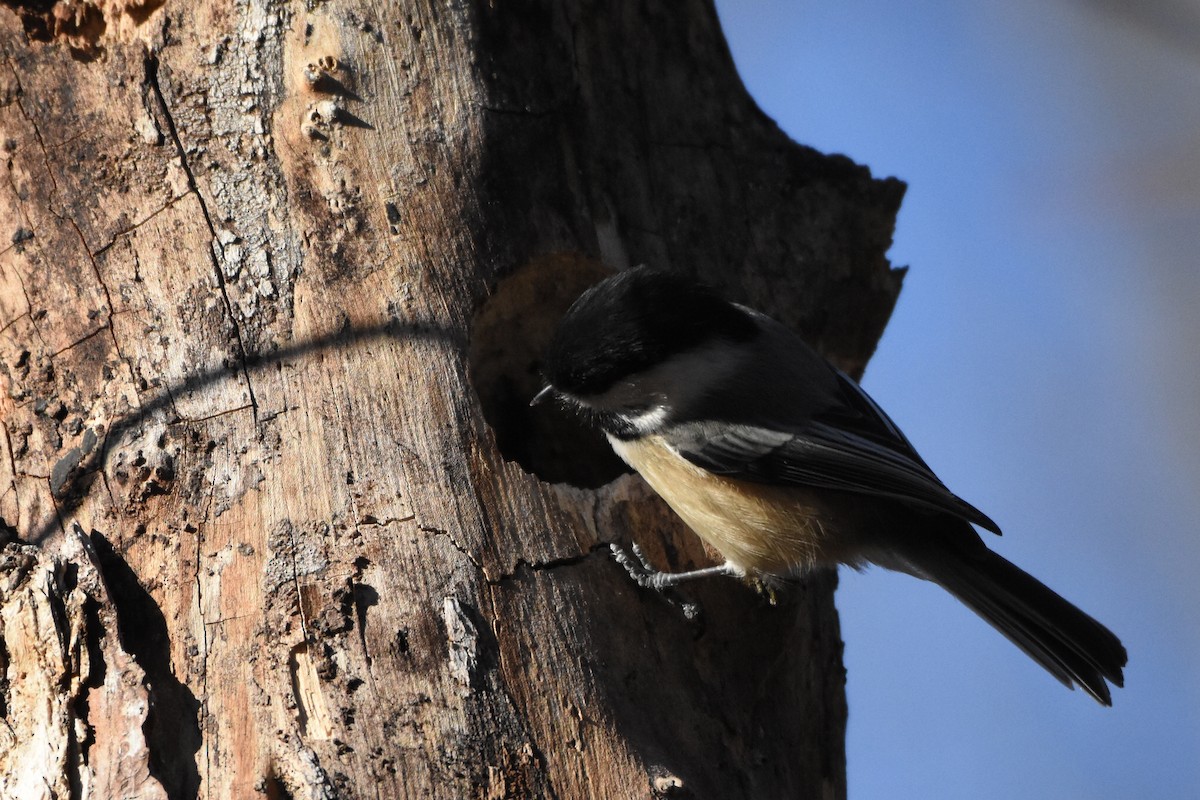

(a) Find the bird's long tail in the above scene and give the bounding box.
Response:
[905,542,1127,705]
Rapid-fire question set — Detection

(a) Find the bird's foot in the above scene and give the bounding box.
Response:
[610,543,742,619]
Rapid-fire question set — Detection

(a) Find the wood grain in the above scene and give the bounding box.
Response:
[0,1,903,796]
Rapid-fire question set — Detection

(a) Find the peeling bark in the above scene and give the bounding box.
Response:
[0,1,903,797]
[0,526,168,799]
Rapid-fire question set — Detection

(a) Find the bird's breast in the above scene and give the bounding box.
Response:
[609,434,875,576]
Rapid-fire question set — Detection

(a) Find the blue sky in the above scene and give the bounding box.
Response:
[714,2,1200,797]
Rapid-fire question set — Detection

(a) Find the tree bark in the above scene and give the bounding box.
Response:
[0,1,903,798]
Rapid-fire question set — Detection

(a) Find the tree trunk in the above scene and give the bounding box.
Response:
[0,1,903,797]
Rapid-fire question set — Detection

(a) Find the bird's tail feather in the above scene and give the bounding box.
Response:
[909,545,1127,705]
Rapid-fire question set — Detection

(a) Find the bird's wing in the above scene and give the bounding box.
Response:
[668,370,1001,534]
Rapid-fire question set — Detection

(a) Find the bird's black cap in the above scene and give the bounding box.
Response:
[541,266,757,397]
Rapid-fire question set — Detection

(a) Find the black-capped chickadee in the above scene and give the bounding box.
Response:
[534,265,1126,705]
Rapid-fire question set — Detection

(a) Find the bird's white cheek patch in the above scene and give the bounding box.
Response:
[583,340,745,432]
[626,405,670,435]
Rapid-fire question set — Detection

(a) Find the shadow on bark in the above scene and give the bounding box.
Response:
[33,319,461,546]
[90,530,203,800]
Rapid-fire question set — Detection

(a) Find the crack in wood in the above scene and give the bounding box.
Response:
[419,524,484,576]
[144,53,260,426]
[49,323,110,359]
[0,310,32,338]
[197,471,215,792]
[90,192,193,259]
[488,542,611,586]
[4,61,60,201]
[5,61,122,364]
[0,423,17,523]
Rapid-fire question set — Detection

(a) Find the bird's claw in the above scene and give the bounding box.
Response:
[749,576,781,606]
[609,543,701,619]
[610,542,663,588]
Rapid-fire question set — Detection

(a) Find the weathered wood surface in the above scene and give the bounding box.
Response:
[0,1,903,797]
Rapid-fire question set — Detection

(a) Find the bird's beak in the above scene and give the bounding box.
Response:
[530,385,555,407]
